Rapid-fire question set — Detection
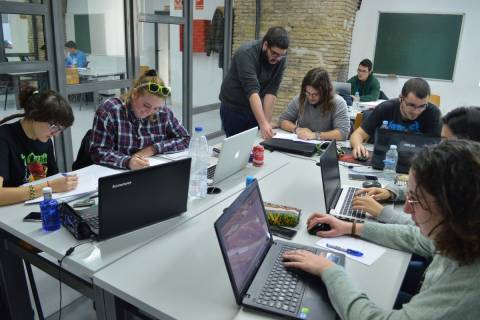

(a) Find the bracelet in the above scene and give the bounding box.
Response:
[351,220,356,236]
[47,180,50,187]
[28,185,36,200]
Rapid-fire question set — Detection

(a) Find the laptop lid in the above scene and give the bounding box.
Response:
[372,128,440,173]
[214,180,272,305]
[260,138,317,157]
[319,140,341,212]
[332,81,352,96]
[213,127,257,184]
[97,158,191,240]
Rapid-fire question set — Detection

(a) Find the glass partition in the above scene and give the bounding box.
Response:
[2,14,46,62]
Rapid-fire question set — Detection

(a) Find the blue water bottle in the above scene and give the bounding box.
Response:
[40,187,61,231]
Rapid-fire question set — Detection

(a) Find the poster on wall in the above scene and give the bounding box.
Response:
[174,0,183,10]
[195,0,204,10]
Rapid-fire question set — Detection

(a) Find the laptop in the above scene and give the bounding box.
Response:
[332,81,352,96]
[320,140,368,222]
[260,138,317,157]
[79,158,191,240]
[208,127,257,184]
[215,180,344,320]
[372,128,440,173]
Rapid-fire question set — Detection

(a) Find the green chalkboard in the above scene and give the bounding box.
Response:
[74,15,91,54]
[373,13,463,80]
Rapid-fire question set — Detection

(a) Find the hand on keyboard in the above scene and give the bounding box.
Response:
[352,195,384,217]
[283,249,334,277]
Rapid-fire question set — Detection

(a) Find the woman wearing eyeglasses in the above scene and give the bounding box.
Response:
[279,67,350,141]
[0,86,78,206]
[285,139,480,320]
[89,69,190,170]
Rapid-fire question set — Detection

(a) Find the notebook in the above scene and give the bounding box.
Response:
[332,81,352,96]
[320,140,368,222]
[260,138,317,157]
[208,127,257,184]
[372,128,440,173]
[215,180,344,320]
[78,158,191,240]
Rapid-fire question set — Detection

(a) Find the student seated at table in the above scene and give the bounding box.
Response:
[89,69,190,170]
[347,58,381,102]
[64,41,88,68]
[350,77,441,159]
[284,139,480,320]
[0,86,78,206]
[352,106,480,224]
[278,67,350,141]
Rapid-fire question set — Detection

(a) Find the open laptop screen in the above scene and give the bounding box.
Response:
[215,181,272,304]
[320,140,341,211]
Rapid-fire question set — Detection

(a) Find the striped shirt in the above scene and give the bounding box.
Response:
[89,97,190,169]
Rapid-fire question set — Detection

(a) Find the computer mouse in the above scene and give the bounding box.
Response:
[362,180,382,188]
[319,142,330,150]
[308,223,331,235]
[355,155,368,162]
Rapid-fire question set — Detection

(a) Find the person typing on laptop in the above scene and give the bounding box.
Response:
[347,58,381,102]
[89,69,190,170]
[284,140,480,319]
[349,78,441,159]
[279,67,350,141]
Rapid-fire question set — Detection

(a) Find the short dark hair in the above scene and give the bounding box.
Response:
[442,106,480,142]
[401,78,431,99]
[262,26,289,49]
[65,41,77,49]
[359,59,373,71]
[411,139,480,265]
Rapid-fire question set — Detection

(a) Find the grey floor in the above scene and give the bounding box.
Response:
[1,93,224,320]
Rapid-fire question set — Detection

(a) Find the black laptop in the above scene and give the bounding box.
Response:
[215,180,344,319]
[260,138,317,157]
[79,158,191,240]
[372,128,440,173]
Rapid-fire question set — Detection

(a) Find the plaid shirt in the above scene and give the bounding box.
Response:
[89,97,190,169]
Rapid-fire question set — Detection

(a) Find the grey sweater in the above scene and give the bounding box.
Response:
[278,94,350,139]
[321,222,480,320]
[377,184,413,225]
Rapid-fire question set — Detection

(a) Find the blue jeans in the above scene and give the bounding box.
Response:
[220,102,258,137]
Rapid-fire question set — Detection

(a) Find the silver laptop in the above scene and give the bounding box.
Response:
[332,81,352,96]
[319,140,368,222]
[208,127,257,184]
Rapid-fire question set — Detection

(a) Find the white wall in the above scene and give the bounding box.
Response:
[349,0,480,114]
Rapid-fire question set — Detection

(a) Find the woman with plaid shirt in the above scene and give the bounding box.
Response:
[89,70,190,170]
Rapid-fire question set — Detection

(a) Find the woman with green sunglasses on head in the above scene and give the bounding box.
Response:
[89,69,190,170]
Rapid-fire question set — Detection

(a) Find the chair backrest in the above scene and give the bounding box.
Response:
[354,112,363,130]
[379,90,389,100]
[429,94,441,107]
[72,129,94,170]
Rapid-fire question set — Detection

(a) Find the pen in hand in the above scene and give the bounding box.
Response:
[326,243,364,257]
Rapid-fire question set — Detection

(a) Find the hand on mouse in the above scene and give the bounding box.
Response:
[306,213,351,237]
[352,144,369,159]
[352,195,384,217]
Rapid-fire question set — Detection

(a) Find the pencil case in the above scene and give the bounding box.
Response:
[264,202,301,227]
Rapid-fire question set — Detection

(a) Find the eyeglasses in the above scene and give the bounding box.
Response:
[401,98,428,111]
[267,46,287,60]
[406,192,422,210]
[138,82,171,96]
[48,123,65,134]
[304,90,319,98]
[357,68,369,73]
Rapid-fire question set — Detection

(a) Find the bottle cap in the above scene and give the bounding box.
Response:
[195,127,203,132]
[382,120,388,124]
[390,145,397,150]
[246,176,256,186]
[42,187,53,200]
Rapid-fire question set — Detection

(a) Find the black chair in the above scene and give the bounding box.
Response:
[379,90,389,100]
[72,130,94,170]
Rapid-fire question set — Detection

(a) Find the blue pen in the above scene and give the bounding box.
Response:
[326,243,364,257]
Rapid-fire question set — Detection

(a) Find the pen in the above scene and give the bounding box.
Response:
[326,243,364,257]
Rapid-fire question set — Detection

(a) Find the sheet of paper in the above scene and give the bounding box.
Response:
[159,150,190,160]
[25,165,121,204]
[316,236,386,266]
[359,99,386,108]
[273,132,324,145]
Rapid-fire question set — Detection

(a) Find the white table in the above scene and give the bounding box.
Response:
[0,151,287,320]
[92,149,410,319]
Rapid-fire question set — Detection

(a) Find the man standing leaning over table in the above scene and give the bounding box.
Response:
[349,77,441,159]
[219,26,289,139]
[347,58,381,102]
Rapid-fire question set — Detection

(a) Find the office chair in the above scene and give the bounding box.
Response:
[429,94,440,107]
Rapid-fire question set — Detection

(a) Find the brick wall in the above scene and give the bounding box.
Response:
[232,0,358,117]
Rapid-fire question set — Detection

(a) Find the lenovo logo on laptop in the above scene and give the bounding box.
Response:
[111,181,132,189]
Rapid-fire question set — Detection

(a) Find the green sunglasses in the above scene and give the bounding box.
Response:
[138,82,171,96]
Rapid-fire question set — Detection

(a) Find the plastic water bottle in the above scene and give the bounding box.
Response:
[354,91,360,108]
[40,187,61,231]
[383,145,398,183]
[189,127,209,199]
[380,120,389,129]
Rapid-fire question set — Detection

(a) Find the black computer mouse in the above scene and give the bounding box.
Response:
[355,155,368,162]
[308,223,331,235]
[319,142,330,150]
[362,180,382,188]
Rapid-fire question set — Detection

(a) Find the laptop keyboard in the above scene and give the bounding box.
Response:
[207,165,216,179]
[83,215,99,230]
[339,187,367,221]
[254,245,315,314]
